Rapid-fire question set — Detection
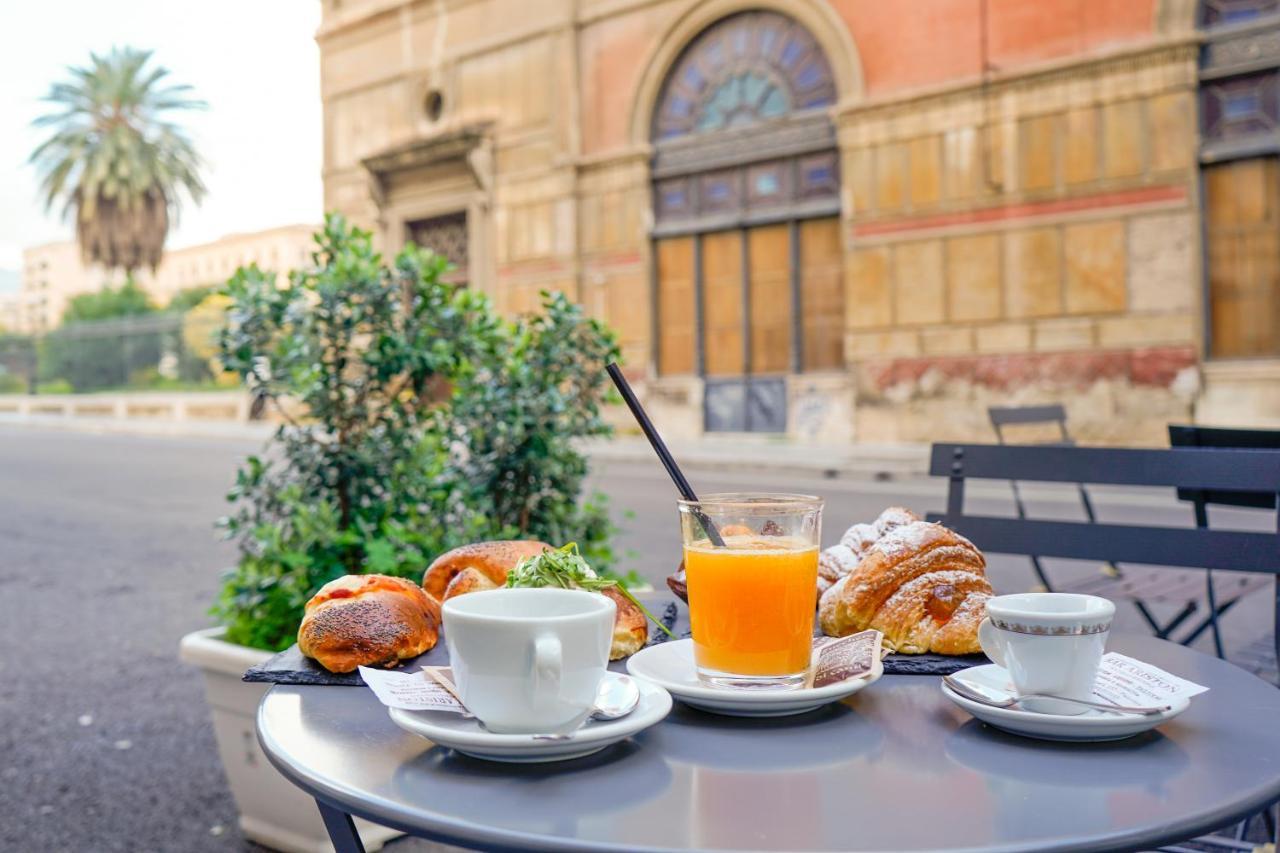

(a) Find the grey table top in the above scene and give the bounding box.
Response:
[257,633,1280,853]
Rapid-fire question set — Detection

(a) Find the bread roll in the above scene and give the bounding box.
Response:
[443,566,501,599]
[432,540,648,660]
[298,574,441,673]
[422,540,550,602]
[819,521,992,655]
[601,586,648,659]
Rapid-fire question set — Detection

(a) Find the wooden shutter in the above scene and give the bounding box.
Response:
[656,237,696,375]
[799,217,845,370]
[1206,158,1280,358]
[748,223,791,374]
[702,230,745,376]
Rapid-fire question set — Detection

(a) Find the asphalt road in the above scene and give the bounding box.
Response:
[0,427,1274,852]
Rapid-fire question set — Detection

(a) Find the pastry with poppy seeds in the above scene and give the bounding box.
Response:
[298,574,441,673]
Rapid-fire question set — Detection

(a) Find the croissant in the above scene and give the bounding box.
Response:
[819,521,992,655]
[818,507,922,599]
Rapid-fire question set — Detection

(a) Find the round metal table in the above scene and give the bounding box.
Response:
[258,634,1280,852]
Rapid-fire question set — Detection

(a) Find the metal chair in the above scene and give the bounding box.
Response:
[1169,424,1280,664]
[928,442,1280,848]
[987,406,1241,651]
[926,442,1280,677]
[987,404,1116,590]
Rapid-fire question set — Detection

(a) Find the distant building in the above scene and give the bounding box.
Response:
[317,0,1280,444]
[145,224,317,304]
[5,224,317,333]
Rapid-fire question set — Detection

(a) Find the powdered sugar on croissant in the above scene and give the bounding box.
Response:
[819,521,992,655]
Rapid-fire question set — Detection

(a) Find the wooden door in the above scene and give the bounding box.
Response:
[799,218,845,370]
[1205,158,1280,358]
[747,224,792,374]
[656,237,696,375]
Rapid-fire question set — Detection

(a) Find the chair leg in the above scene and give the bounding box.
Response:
[1030,555,1054,592]
[1205,570,1226,659]
[1135,599,1198,639]
[1180,597,1243,648]
[316,799,367,853]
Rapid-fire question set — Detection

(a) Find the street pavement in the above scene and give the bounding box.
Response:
[0,426,1275,852]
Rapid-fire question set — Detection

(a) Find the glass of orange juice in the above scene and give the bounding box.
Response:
[678,493,822,689]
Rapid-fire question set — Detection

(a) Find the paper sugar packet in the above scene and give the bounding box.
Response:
[357,665,469,713]
[808,630,884,688]
[1091,653,1209,707]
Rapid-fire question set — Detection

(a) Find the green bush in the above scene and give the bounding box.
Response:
[35,379,74,395]
[0,371,26,394]
[213,214,623,650]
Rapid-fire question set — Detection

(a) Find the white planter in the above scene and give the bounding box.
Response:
[179,627,403,853]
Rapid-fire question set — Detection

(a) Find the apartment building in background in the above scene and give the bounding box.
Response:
[5,224,317,334]
[316,0,1280,444]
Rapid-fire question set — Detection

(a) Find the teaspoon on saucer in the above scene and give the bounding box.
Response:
[943,674,1170,716]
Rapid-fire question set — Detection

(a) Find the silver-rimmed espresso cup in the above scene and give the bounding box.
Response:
[442,588,615,734]
[977,593,1115,715]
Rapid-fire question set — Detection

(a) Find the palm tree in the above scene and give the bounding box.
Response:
[30,47,206,273]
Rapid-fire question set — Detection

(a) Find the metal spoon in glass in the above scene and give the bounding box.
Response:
[531,676,641,741]
[943,674,1170,716]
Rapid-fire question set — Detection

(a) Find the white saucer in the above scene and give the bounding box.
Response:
[388,673,672,763]
[941,663,1190,742]
[626,638,882,717]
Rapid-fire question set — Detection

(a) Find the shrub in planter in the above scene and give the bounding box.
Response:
[212,214,623,651]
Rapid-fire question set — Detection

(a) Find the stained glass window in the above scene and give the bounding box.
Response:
[652,11,836,141]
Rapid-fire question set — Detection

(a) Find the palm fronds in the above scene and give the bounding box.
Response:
[29,47,206,273]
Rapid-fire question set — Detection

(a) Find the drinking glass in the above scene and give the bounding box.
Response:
[677,493,823,689]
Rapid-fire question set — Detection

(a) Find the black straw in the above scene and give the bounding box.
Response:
[606,363,724,547]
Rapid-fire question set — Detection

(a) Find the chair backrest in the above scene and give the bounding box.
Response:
[926,443,1280,575]
[1169,424,1280,512]
[988,404,1072,445]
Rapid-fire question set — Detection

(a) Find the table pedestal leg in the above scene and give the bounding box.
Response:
[315,799,367,853]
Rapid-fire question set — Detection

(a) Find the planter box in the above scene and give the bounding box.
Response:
[179,627,403,853]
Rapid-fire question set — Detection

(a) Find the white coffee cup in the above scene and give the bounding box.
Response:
[977,592,1115,715]
[442,588,615,734]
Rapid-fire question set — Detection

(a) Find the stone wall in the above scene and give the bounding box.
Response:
[836,42,1202,443]
[317,0,1217,446]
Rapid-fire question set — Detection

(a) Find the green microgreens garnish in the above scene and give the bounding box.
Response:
[505,543,677,639]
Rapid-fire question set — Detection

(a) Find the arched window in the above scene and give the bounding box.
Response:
[650,11,842,433]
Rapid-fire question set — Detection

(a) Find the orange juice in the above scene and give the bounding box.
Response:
[684,534,818,677]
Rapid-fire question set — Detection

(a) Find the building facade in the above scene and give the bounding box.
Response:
[318,0,1280,444]
[7,225,317,334]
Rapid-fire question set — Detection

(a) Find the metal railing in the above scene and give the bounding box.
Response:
[0,311,225,394]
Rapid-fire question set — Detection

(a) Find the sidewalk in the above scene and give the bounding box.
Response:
[0,411,931,478]
[584,436,930,479]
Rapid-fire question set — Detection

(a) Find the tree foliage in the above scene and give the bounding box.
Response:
[30,47,206,272]
[62,278,156,323]
[213,215,623,650]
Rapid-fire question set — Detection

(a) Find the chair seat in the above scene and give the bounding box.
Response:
[1058,568,1272,605]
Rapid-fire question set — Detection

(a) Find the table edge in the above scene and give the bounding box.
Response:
[256,680,1280,853]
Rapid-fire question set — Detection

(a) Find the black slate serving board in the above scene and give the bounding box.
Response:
[243,601,680,687]
[241,598,985,685]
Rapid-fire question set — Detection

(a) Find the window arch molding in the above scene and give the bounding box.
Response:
[628,0,863,150]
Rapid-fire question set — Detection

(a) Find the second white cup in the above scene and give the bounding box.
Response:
[977,592,1115,715]
[442,587,615,734]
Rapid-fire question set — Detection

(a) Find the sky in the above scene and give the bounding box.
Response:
[0,0,323,271]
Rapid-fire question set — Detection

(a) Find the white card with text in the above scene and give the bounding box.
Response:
[1091,653,1209,706]
[357,666,469,713]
